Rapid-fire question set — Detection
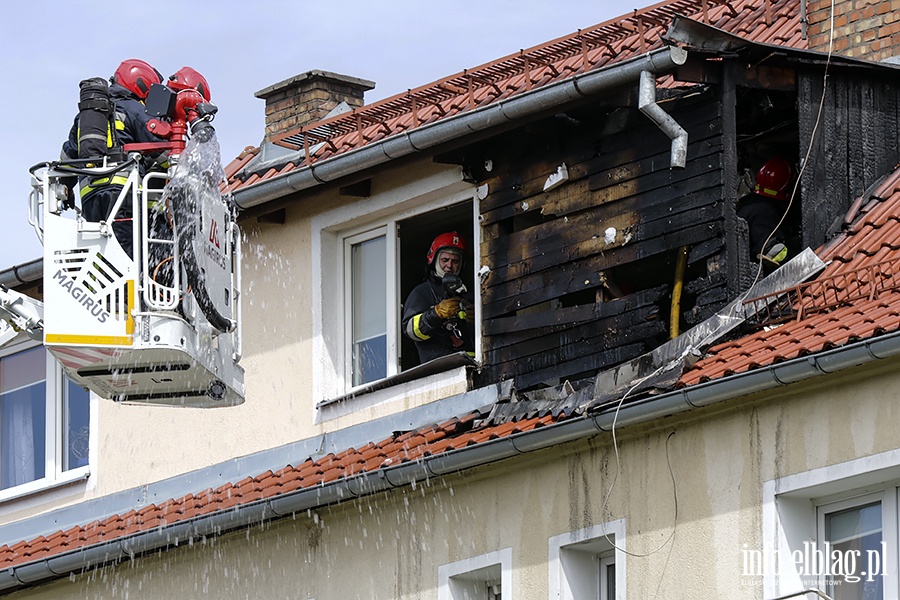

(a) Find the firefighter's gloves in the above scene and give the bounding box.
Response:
[434,297,461,320]
[761,242,788,266]
[458,299,475,324]
[434,297,475,323]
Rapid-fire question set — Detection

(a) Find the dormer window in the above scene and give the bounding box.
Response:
[313,174,478,410]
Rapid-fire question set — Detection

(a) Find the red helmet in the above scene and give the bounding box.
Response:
[111,59,162,100]
[427,232,467,265]
[168,67,211,101]
[755,157,793,200]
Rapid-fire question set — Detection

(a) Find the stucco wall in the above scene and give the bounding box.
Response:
[0,158,474,527]
[10,355,900,598]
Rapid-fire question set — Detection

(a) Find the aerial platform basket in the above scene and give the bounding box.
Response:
[27,150,244,408]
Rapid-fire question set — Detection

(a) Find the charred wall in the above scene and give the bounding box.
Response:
[470,89,730,390]
[799,67,900,248]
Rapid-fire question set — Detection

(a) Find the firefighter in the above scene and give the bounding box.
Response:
[148,66,215,289]
[737,157,796,271]
[167,66,211,102]
[62,59,167,257]
[402,232,476,364]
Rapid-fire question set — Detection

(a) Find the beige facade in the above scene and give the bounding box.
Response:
[0,156,478,526]
[6,2,900,596]
[8,351,900,598]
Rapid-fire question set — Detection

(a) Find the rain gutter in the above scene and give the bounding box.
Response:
[4,327,900,593]
[231,46,689,211]
[0,259,42,289]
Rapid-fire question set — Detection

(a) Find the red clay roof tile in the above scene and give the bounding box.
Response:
[5,0,879,578]
[227,0,805,191]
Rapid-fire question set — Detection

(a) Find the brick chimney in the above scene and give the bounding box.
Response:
[806,0,900,62]
[255,70,376,143]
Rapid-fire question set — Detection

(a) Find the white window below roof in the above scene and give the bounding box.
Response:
[763,450,900,599]
[549,519,625,600]
[438,547,512,600]
[313,169,479,410]
[345,226,392,387]
[0,336,92,504]
[818,493,890,598]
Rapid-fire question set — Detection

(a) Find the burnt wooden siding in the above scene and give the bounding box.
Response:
[799,68,900,247]
[475,92,729,389]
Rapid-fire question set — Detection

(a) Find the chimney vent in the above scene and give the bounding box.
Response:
[255,70,375,143]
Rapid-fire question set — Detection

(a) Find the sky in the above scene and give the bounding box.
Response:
[0,1,624,269]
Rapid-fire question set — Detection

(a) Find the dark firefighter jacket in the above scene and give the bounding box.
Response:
[736,192,789,258]
[401,273,475,364]
[63,83,162,156]
[62,82,164,197]
[61,82,167,256]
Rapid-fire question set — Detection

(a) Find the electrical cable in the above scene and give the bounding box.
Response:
[740,0,836,306]
[594,2,839,586]
[598,358,681,559]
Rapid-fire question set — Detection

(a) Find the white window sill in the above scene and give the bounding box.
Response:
[317,354,477,423]
[318,352,477,409]
[0,467,90,505]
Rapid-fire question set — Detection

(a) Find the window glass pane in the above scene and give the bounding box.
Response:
[824,502,883,600]
[0,347,47,490]
[351,235,387,385]
[605,562,616,599]
[65,379,90,471]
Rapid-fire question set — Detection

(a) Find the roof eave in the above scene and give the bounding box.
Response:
[0,258,42,289]
[231,46,688,211]
[5,325,900,593]
[666,13,900,71]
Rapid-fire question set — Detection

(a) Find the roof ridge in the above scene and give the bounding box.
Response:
[258,0,778,164]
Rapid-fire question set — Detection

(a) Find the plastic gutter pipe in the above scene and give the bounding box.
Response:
[0,259,43,288]
[232,46,688,211]
[591,328,900,431]
[670,246,689,338]
[5,328,900,592]
[638,69,688,169]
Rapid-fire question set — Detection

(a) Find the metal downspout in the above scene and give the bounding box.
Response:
[638,69,688,169]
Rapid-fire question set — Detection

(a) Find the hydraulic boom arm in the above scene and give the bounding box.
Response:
[0,283,44,344]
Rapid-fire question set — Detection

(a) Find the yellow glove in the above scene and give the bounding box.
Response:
[763,242,788,265]
[458,300,475,324]
[434,297,461,320]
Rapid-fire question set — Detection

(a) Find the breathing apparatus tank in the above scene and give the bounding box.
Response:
[76,77,122,161]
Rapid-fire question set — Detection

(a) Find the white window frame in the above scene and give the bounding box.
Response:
[816,491,892,597]
[0,336,93,504]
[549,518,626,600]
[342,224,398,387]
[599,552,616,600]
[312,169,478,409]
[438,547,512,600]
[763,450,900,599]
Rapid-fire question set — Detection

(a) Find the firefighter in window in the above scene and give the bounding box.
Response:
[61,59,169,257]
[737,157,797,272]
[402,232,476,364]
